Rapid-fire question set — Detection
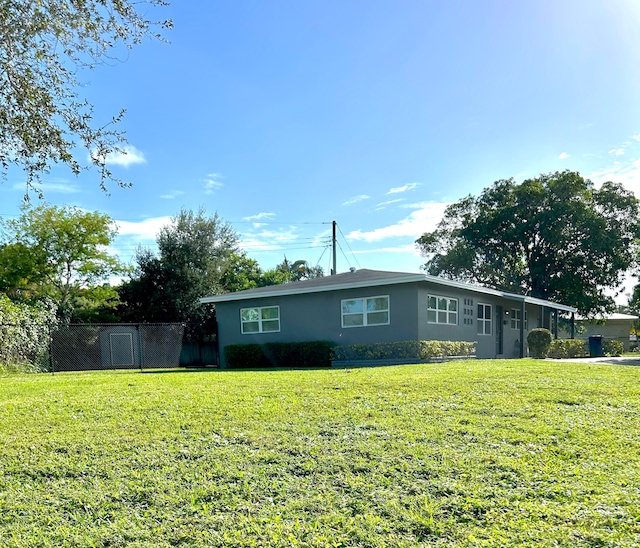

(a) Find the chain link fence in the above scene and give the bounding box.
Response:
[1,323,219,373]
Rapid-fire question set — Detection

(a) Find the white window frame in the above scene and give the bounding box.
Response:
[240,306,280,334]
[427,295,458,325]
[341,295,390,328]
[477,303,492,336]
[510,309,528,330]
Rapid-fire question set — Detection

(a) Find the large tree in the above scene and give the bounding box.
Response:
[416,170,640,315]
[0,204,127,321]
[118,208,239,323]
[0,1,171,193]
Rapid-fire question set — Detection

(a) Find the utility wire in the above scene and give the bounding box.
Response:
[337,222,362,269]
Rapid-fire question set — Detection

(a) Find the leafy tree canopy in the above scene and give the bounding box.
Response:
[0,203,127,321]
[416,170,640,316]
[118,208,239,323]
[0,0,171,193]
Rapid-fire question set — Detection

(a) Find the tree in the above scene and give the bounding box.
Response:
[416,170,640,315]
[273,258,324,282]
[0,204,127,321]
[118,208,239,323]
[0,1,171,193]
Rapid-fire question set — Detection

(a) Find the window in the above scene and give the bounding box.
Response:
[477,303,492,335]
[342,296,389,328]
[240,306,280,334]
[510,309,528,330]
[427,295,458,325]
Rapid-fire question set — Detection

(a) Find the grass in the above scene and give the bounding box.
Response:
[1,360,639,547]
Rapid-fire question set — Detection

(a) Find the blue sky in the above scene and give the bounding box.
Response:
[3,0,640,291]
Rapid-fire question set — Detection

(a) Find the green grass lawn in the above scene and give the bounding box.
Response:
[1,360,639,547]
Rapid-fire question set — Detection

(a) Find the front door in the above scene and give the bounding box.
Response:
[496,305,504,356]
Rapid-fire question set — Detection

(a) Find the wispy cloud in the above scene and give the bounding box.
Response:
[160,190,185,199]
[342,194,370,206]
[202,173,224,194]
[351,244,420,255]
[387,182,420,195]
[241,226,300,252]
[95,145,147,168]
[609,148,625,156]
[243,212,276,222]
[375,198,404,211]
[346,201,450,243]
[632,134,640,142]
[11,178,80,194]
[558,152,569,160]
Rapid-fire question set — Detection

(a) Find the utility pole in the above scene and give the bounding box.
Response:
[331,220,337,275]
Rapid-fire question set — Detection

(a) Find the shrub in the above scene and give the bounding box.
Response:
[548,339,589,359]
[0,296,57,373]
[224,341,335,369]
[527,328,552,358]
[603,339,624,357]
[331,340,476,362]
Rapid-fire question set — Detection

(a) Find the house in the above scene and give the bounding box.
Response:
[566,313,638,352]
[200,269,577,367]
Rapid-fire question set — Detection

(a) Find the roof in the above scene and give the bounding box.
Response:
[576,313,639,321]
[200,268,577,313]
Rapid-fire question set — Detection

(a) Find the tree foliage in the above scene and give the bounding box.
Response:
[416,171,640,315]
[118,208,239,323]
[0,0,171,192]
[0,204,127,321]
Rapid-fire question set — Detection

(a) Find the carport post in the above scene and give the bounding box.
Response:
[553,309,559,339]
[520,299,525,358]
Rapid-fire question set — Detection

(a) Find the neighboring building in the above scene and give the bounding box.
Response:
[200,269,577,367]
[570,313,638,351]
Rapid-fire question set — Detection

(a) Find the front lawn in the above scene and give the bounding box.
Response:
[1,360,639,546]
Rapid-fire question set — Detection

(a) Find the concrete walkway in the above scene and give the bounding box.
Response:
[547,356,640,366]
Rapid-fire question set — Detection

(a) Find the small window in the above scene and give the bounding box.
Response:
[342,296,389,328]
[241,306,280,334]
[477,303,492,335]
[428,295,458,325]
[510,309,529,330]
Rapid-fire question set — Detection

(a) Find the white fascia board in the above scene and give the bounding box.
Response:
[200,272,577,313]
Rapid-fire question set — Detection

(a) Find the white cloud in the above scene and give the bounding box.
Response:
[632,134,640,142]
[202,173,224,194]
[346,201,450,243]
[558,152,569,160]
[160,190,185,199]
[11,178,80,194]
[588,158,640,194]
[609,148,625,156]
[351,244,420,256]
[115,216,172,240]
[375,198,404,210]
[96,145,147,168]
[241,227,300,252]
[243,212,276,222]
[387,182,420,195]
[342,194,370,206]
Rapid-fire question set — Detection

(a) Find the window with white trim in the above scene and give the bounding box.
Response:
[510,309,528,330]
[477,303,492,335]
[240,306,280,334]
[427,295,458,325]
[341,296,389,328]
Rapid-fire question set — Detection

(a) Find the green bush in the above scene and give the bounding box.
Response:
[0,295,57,373]
[224,341,335,369]
[331,340,476,362]
[548,339,589,359]
[603,339,624,357]
[527,328,552,358]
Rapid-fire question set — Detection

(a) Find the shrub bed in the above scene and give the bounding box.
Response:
[331,340,476,363]
[603,339,624,357]
[224,341,335,369]
[548,339,589,359]
[527,328,552,358]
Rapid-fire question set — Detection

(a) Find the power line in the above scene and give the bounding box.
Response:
[337,222,362,269]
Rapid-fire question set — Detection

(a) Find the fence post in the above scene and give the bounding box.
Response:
[137,324,144,371]
[49,324,55,374]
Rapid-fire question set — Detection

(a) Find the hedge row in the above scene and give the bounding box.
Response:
[224,341,335,369]
[330,340,476,362]
[547,338,588,359]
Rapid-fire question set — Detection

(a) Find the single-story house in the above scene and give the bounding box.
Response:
[200,269,577,367]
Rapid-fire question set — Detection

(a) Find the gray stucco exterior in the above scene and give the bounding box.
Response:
[201,269,576,367]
